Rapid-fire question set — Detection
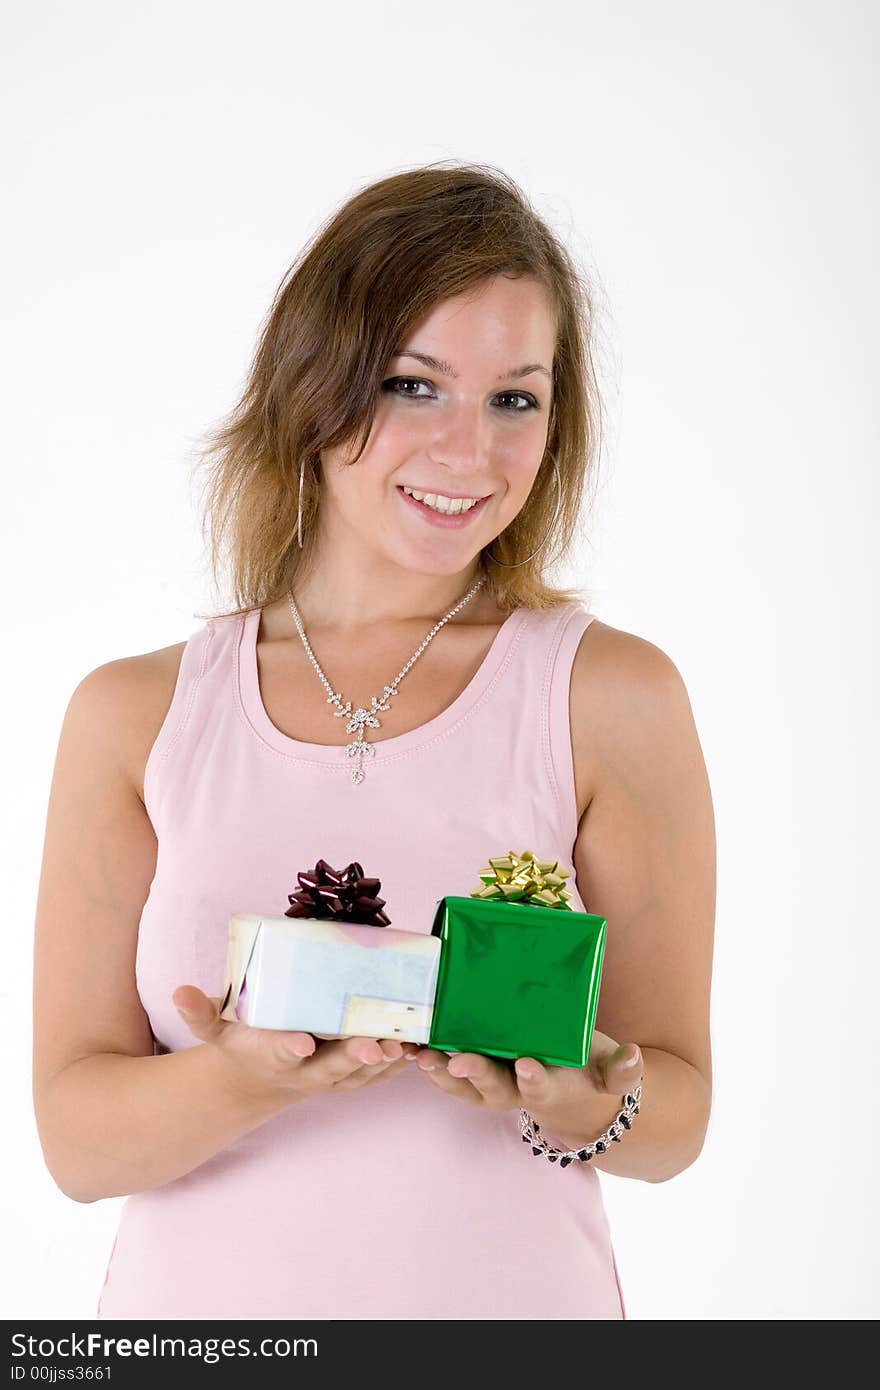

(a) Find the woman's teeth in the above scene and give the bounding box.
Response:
[401,486,480,515]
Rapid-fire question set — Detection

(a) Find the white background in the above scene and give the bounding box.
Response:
[3,0,876,1320]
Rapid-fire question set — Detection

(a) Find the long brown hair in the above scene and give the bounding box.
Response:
[191,160,606,621]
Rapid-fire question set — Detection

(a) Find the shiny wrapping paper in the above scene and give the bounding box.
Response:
[427,851,607,1068]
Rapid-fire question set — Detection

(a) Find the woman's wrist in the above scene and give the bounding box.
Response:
[542,1089,629,1153]
[210,1041,306,1122]
[553,1046,710,1184]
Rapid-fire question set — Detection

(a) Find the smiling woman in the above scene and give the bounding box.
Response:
[32,159,714,1324]
[186,162,602,620]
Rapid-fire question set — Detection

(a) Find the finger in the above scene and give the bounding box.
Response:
[271,1031,317,1060]
[414,1051,485,1106]
[585,1032,643,1092]
[173,987,225,1042]
[350,1037,408,1081]
[296,1035,405,1066]
[446,1052,519,1108]
[513,1056,559,1110]
[282,1035,406,1087]
[515,1055,598,1112]
[310,1035,387,1084]
[413,1048,449,1071]
[330,1041,411,1090]
[333,1054,409,1091]
[341,1040,402,1082]
[596,1043,643,1093]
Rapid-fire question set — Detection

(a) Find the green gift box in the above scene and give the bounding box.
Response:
[427,850,607,1068]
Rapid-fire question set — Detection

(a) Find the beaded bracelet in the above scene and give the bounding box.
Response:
[520,1085,643,1168]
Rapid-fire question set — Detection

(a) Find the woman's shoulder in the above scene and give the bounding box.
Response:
[92,612,246,802]
[76,639,191,806]
[572,615,685,689]
[569,615,692,818]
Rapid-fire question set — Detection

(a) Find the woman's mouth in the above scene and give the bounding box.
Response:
[396,486,491,529]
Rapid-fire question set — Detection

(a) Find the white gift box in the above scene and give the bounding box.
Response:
[220,912,441,1043]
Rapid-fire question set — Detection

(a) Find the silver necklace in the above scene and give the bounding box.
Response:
[286,573,487,785]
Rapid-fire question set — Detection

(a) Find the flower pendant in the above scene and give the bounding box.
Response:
[332,690,394,786]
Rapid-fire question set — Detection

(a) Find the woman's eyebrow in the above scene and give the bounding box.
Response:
[391,349,552,383]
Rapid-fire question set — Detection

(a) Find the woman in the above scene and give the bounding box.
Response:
[32,162,715,1320]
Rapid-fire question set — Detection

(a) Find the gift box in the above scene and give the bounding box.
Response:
[427,851,606,1068]
[220,913,440,1041]
[218,851,605,1064]
[219,858,440,1042]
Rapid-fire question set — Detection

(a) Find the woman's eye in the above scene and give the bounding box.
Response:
[383,377,431,400]
[381,377,538,412]
[495,390,538,412]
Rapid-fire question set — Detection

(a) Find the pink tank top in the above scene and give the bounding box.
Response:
[96,600,627,1320]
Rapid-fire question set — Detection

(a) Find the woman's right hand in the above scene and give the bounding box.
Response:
[171,985,419,1104]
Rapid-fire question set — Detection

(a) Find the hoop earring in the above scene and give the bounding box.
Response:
[484,454,562,567]
[297,456,305,549]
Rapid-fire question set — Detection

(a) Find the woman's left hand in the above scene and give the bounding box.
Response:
[410,1028,643,1148]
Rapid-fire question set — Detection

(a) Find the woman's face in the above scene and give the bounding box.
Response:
[317,273,557,579]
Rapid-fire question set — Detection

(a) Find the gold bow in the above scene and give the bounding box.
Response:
[469,849,574,911]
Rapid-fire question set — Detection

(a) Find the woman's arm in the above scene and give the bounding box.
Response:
[38,1045,299,1205]
[32,660,300,1204]
[565,623,717,1182]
